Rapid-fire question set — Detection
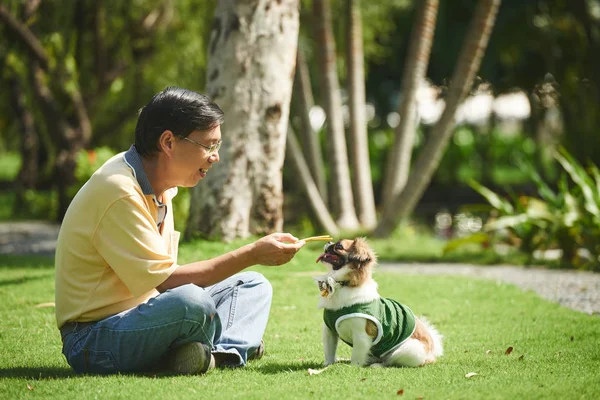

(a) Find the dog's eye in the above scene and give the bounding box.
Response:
[335,242,343,251]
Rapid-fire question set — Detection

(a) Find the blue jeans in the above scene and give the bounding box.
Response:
[61,271,272,374]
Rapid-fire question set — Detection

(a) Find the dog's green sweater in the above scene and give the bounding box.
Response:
[323,298,416,358]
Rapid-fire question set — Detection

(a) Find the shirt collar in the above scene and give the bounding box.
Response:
[123,145,155,196]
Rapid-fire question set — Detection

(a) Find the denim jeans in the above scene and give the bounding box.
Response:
[61,271,272,374]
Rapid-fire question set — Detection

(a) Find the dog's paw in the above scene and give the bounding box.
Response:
[369,363,384,368]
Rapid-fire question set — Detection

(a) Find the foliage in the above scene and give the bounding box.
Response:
[447,147,600,271]
[2,249,600,398]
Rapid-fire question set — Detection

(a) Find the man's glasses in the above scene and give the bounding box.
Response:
[177,135,222,155]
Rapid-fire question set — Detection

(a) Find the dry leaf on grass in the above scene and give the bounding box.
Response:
[485,350,492,354]
[465,372,478,378]
[27,384,34,391]
[505,346,514,355]
[396,388,404,395]
[34,302,55,308]
[307,366,329,375]
[518,355,524,361]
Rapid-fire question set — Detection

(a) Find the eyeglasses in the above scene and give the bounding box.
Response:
[177,135,222,155]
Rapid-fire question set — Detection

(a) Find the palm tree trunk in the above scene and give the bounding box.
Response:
[293,47,328,203]
[313,0,359,230]
[346,0,376,229]
[187,0,299,241]
[374,0,501,237]
[381,0,439,212]
[286,126,340,235]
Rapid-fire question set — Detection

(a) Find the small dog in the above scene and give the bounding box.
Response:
[314,238,443,367]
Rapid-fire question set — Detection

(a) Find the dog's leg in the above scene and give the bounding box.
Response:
[337,318,373,367]
[322,323,338,366]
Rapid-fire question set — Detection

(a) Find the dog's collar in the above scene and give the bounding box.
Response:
[315,277,354,298]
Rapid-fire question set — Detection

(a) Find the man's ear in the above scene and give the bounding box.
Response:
[158,130,175,156]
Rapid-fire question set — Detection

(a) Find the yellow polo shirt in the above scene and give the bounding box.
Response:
[55,147,179,328]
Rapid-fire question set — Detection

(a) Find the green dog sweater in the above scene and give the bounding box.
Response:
[323,298,416,358]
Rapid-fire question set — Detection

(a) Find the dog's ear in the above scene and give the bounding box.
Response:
[348,237,376,268]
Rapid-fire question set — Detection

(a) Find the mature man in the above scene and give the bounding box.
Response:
[55,87,305,375]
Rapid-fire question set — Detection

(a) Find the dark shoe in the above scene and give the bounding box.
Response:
[167,342,215,375]
[248,339,265,361]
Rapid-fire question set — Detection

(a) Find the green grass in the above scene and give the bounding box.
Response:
[1,242,600,399]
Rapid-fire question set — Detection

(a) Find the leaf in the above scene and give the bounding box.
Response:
[505,346,514,355]
[518,355,524,361]
[570,336,574,342]
[443,233,489,254]
[34,302,55,308]
[465,372,478,378]
[485,350,492,354]
[397,389,404,395]
[27,384,34,391]
[469,179,514,214]
[307,366,329,375]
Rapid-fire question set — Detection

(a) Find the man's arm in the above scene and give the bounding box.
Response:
[156,233,305,291]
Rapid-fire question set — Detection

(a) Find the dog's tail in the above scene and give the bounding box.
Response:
[419,316,444,358]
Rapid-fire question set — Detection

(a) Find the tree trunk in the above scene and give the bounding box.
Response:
[381,0,438,211]
[286,125,340,235]
[346,0,376,229]
[313,0,359,230]
[293,47,328,203]
[8,71,39,214]
[187,0,300,242]
[374,0,501,237]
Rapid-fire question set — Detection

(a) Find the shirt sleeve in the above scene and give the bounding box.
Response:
[92,195,178,297]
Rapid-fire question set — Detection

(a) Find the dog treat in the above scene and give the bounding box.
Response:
[300,235,333,242]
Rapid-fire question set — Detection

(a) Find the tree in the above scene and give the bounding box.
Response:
[186,0,300,241]
[313,0,360,230]
[374,0,502,237]
[380,0,439,210]
[346,0,376,229]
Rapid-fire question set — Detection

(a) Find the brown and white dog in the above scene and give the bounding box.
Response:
[315,238,443,367]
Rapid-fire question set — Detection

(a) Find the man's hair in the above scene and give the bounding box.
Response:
[134,86,224,156]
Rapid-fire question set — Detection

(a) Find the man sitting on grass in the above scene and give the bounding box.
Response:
[55,87,305,375]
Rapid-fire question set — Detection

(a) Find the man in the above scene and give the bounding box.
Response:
[55,87,305,375]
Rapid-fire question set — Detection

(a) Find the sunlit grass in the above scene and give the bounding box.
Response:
[1,243,599,399]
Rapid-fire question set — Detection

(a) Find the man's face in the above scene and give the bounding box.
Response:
[172,125,222,187]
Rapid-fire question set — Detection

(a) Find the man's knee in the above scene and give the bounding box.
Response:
[239,271,272,298]
[166,284,217,321]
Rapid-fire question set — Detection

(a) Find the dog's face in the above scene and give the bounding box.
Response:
[316,238,377,286]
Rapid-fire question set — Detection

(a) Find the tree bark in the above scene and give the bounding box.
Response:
[381,0,438,212]
[346,0,376,229]
[187,0,300,242]
[374,0,501,237]
[293,47,328,203]
[286,126,340,235]
[313,0,359,230]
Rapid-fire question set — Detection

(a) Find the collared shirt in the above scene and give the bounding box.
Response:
[55,147,180,328]
[123,145,167,229]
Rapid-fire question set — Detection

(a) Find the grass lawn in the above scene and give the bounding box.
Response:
[1,241,599,399]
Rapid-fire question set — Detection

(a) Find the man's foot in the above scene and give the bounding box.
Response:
[248,339,265,361]
[167,342,215,375]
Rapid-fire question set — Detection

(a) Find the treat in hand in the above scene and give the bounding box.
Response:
[300,235,333,243]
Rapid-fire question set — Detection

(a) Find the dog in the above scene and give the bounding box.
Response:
[314,238,443,367]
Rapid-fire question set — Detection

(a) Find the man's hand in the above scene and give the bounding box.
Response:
[251,233,306,266]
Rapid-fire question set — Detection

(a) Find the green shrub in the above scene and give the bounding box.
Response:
[445,147,600,271]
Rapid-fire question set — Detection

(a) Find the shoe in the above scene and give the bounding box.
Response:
[167,342,215,375]
[248,339,265,361]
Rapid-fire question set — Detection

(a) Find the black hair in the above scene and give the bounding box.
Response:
[134,86,224,156]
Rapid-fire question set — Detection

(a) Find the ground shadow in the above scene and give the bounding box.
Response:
[0,273,53,287]
[0,366,75,379]
[253,360,325,375]
[0,255,54,269]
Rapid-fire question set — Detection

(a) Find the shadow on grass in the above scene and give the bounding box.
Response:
[0,255,54,269]
[0,273,53,287]
[253,360,324,374]
[0,366,75,379]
